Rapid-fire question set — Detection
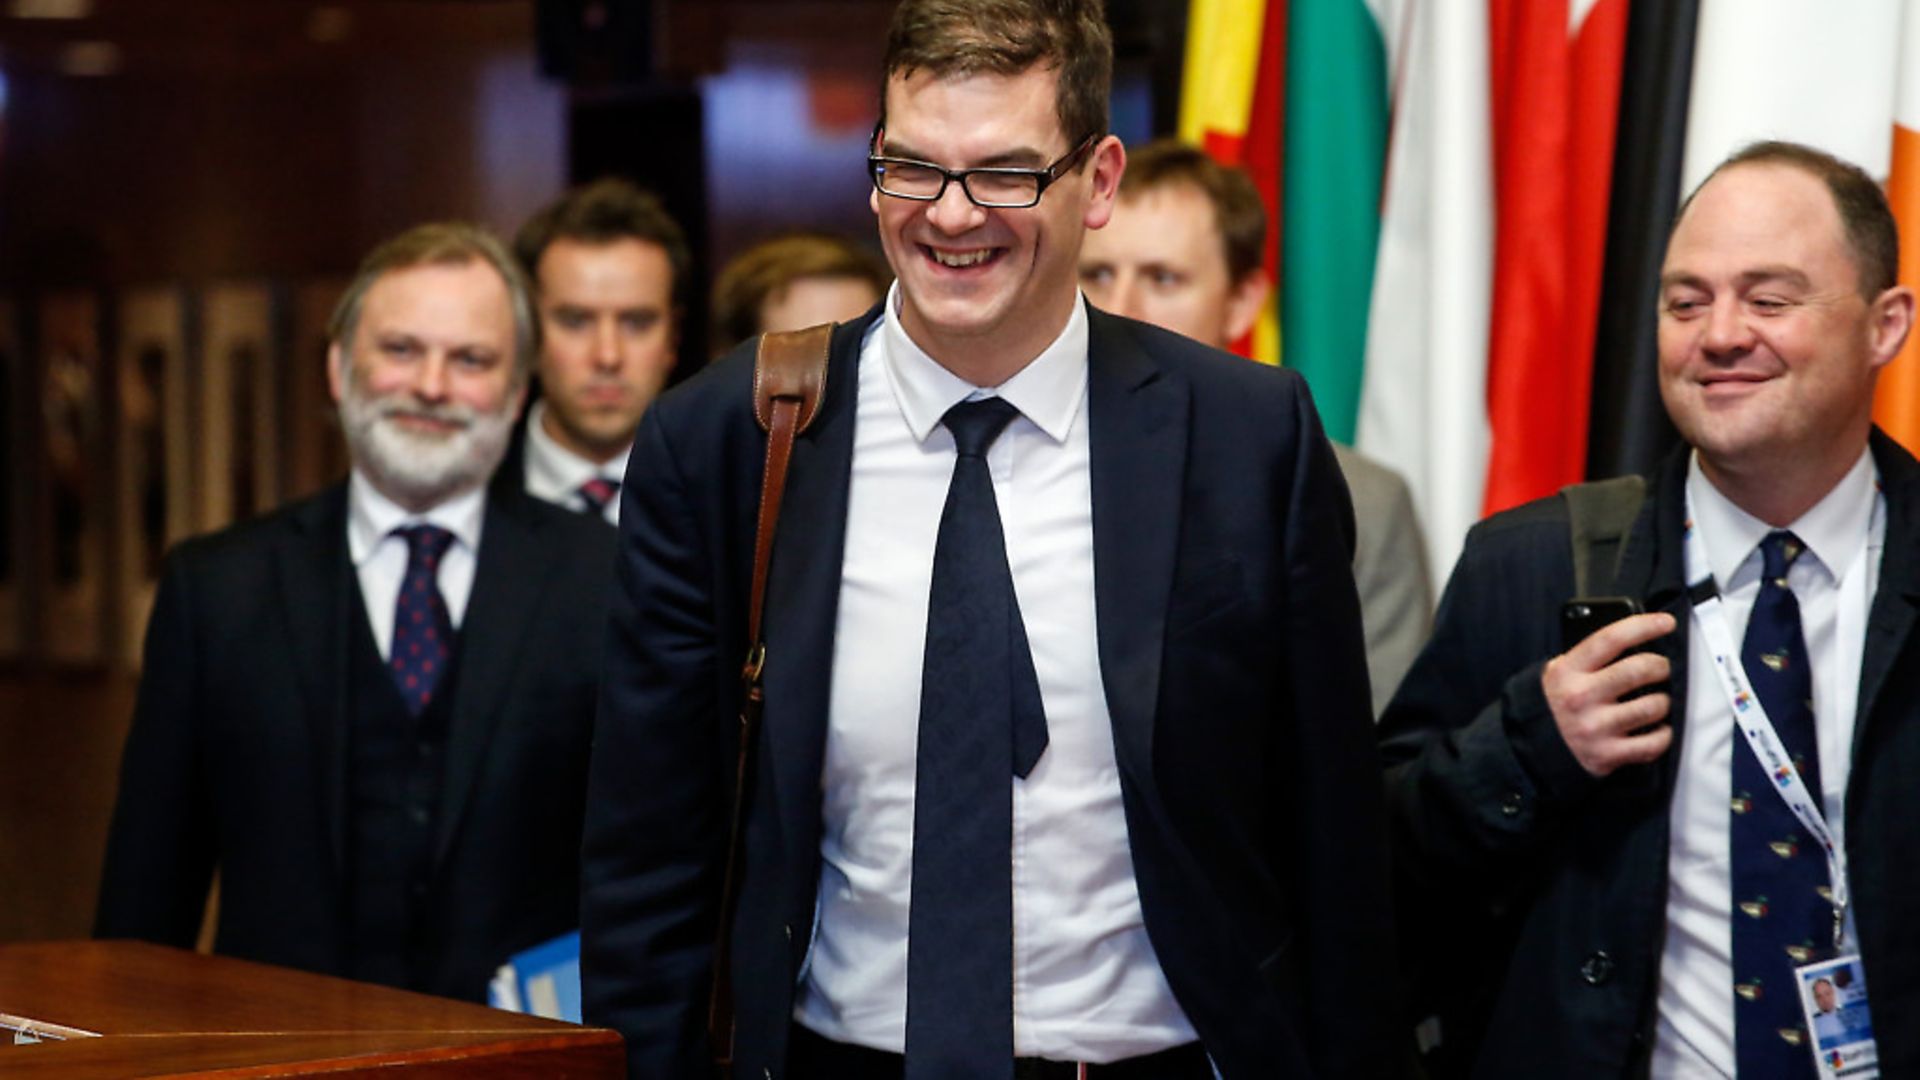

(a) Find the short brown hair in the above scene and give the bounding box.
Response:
[710,232,891,351]
[329,222,537,383]
[1682,140,1900,296]
[514,178,692,308]
[881,0,1112,151]
[1119,138,1267,283]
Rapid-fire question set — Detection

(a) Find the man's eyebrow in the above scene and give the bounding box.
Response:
[881,138,1050,169]
[1658,266,1813,291]
[1735,266,1811,290]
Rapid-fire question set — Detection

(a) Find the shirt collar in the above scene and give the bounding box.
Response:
[879,280,1089,445]
[346,469,487,567]
[524,398,631,493]
[1686,445,1877,588]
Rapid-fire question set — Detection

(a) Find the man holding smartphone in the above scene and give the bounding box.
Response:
[1380,141,1920,1078]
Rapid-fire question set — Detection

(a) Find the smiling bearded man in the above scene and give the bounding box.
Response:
[97,223,616,1005]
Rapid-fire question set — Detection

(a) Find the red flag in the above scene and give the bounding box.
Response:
[1481,0,1630,514]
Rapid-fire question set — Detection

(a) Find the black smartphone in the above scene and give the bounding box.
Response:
[1560,596,1643,653]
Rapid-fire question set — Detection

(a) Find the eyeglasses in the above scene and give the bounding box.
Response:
[867,130,1100,209]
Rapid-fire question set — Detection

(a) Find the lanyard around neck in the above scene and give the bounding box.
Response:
[1679,487,1877,952]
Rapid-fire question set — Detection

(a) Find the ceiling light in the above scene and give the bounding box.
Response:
[8,0,93,18]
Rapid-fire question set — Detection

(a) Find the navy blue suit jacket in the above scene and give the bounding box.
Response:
[582,306,1397,1078]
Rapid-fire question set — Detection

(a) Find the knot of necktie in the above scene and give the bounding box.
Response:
[578,476,622,515]
[943,397,1020,459]
[398,524,455,565]
[1759,529,1805,583]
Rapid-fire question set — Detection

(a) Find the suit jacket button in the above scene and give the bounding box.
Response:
[1500,791,1525,817]
[1580,951,1614,986]
[784,923,793,942]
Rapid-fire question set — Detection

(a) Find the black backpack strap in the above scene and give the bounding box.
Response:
[1563,474,1647,596]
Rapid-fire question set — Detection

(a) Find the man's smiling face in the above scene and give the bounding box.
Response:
[1658,162,1900,495]
[871,64,1118,377]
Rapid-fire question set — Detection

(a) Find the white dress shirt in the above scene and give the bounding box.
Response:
[522,399,630,525]
[346,470,485,659]
[793,285,1197,1060]
[1652,448,1881,1079]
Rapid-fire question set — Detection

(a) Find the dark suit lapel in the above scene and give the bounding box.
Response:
[432,490,557,867]
[1854,430,1920,757]
[758,318,866,867]
[1085,310,1188,787]
[273,485,354,873]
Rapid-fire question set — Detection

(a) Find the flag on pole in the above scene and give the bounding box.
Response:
[1679,0,1902,196]
[1280,0,1388,441]
[1872,1,1920,450]
[1355,0,1495,581]
[1179,0,1284,365]
[1480,0,1630,515]
[1586,0,1698,482]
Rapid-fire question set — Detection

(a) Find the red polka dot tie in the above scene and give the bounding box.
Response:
[390,525,455,716]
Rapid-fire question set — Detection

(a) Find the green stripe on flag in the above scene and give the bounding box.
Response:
[1282,0,1388,444]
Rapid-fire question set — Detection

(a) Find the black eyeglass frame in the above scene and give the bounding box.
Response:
[866,127,1102,209]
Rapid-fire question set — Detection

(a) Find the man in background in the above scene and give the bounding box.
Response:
[1079,137,1433,711]
[96,223,614,1003]
[709,231,890,355]
[508,178,689,523]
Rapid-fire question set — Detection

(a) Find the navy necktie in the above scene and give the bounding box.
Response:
[1732,530,1829,1077]
[578,476,621,517]
[904,397,1050,1080]
[389,525,455,716]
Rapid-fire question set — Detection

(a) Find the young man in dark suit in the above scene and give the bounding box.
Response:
[1381,142,1920,1077]
[506,179,689,524]
[95,223,615,1003]
[581,2,1397,1077]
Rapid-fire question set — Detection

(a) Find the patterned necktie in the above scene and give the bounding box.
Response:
[389,525,456,717]
[904,397,1050,1080]
[1732,529,1828,1078]
[577,476,621,517]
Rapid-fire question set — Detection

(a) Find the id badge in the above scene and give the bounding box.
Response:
[1795,954,1879,1078]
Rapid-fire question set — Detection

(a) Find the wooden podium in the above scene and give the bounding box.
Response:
[0,940,623,1076]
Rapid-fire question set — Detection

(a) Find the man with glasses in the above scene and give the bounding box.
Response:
[582,1,1398,1077]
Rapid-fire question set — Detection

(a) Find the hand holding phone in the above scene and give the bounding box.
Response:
[1561,596,1643,653]
[1543,598,1677,778]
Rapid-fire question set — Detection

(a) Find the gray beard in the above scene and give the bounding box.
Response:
[338,376,516,512]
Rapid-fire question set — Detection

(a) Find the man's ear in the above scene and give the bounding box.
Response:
[1081,136,1128,230]
[327,342,346,405]
[1222,269,1271,344]
[1868,284,1916,370]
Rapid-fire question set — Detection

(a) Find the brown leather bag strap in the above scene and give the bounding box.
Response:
[745,321,830,649]
[708,321,832,1074]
